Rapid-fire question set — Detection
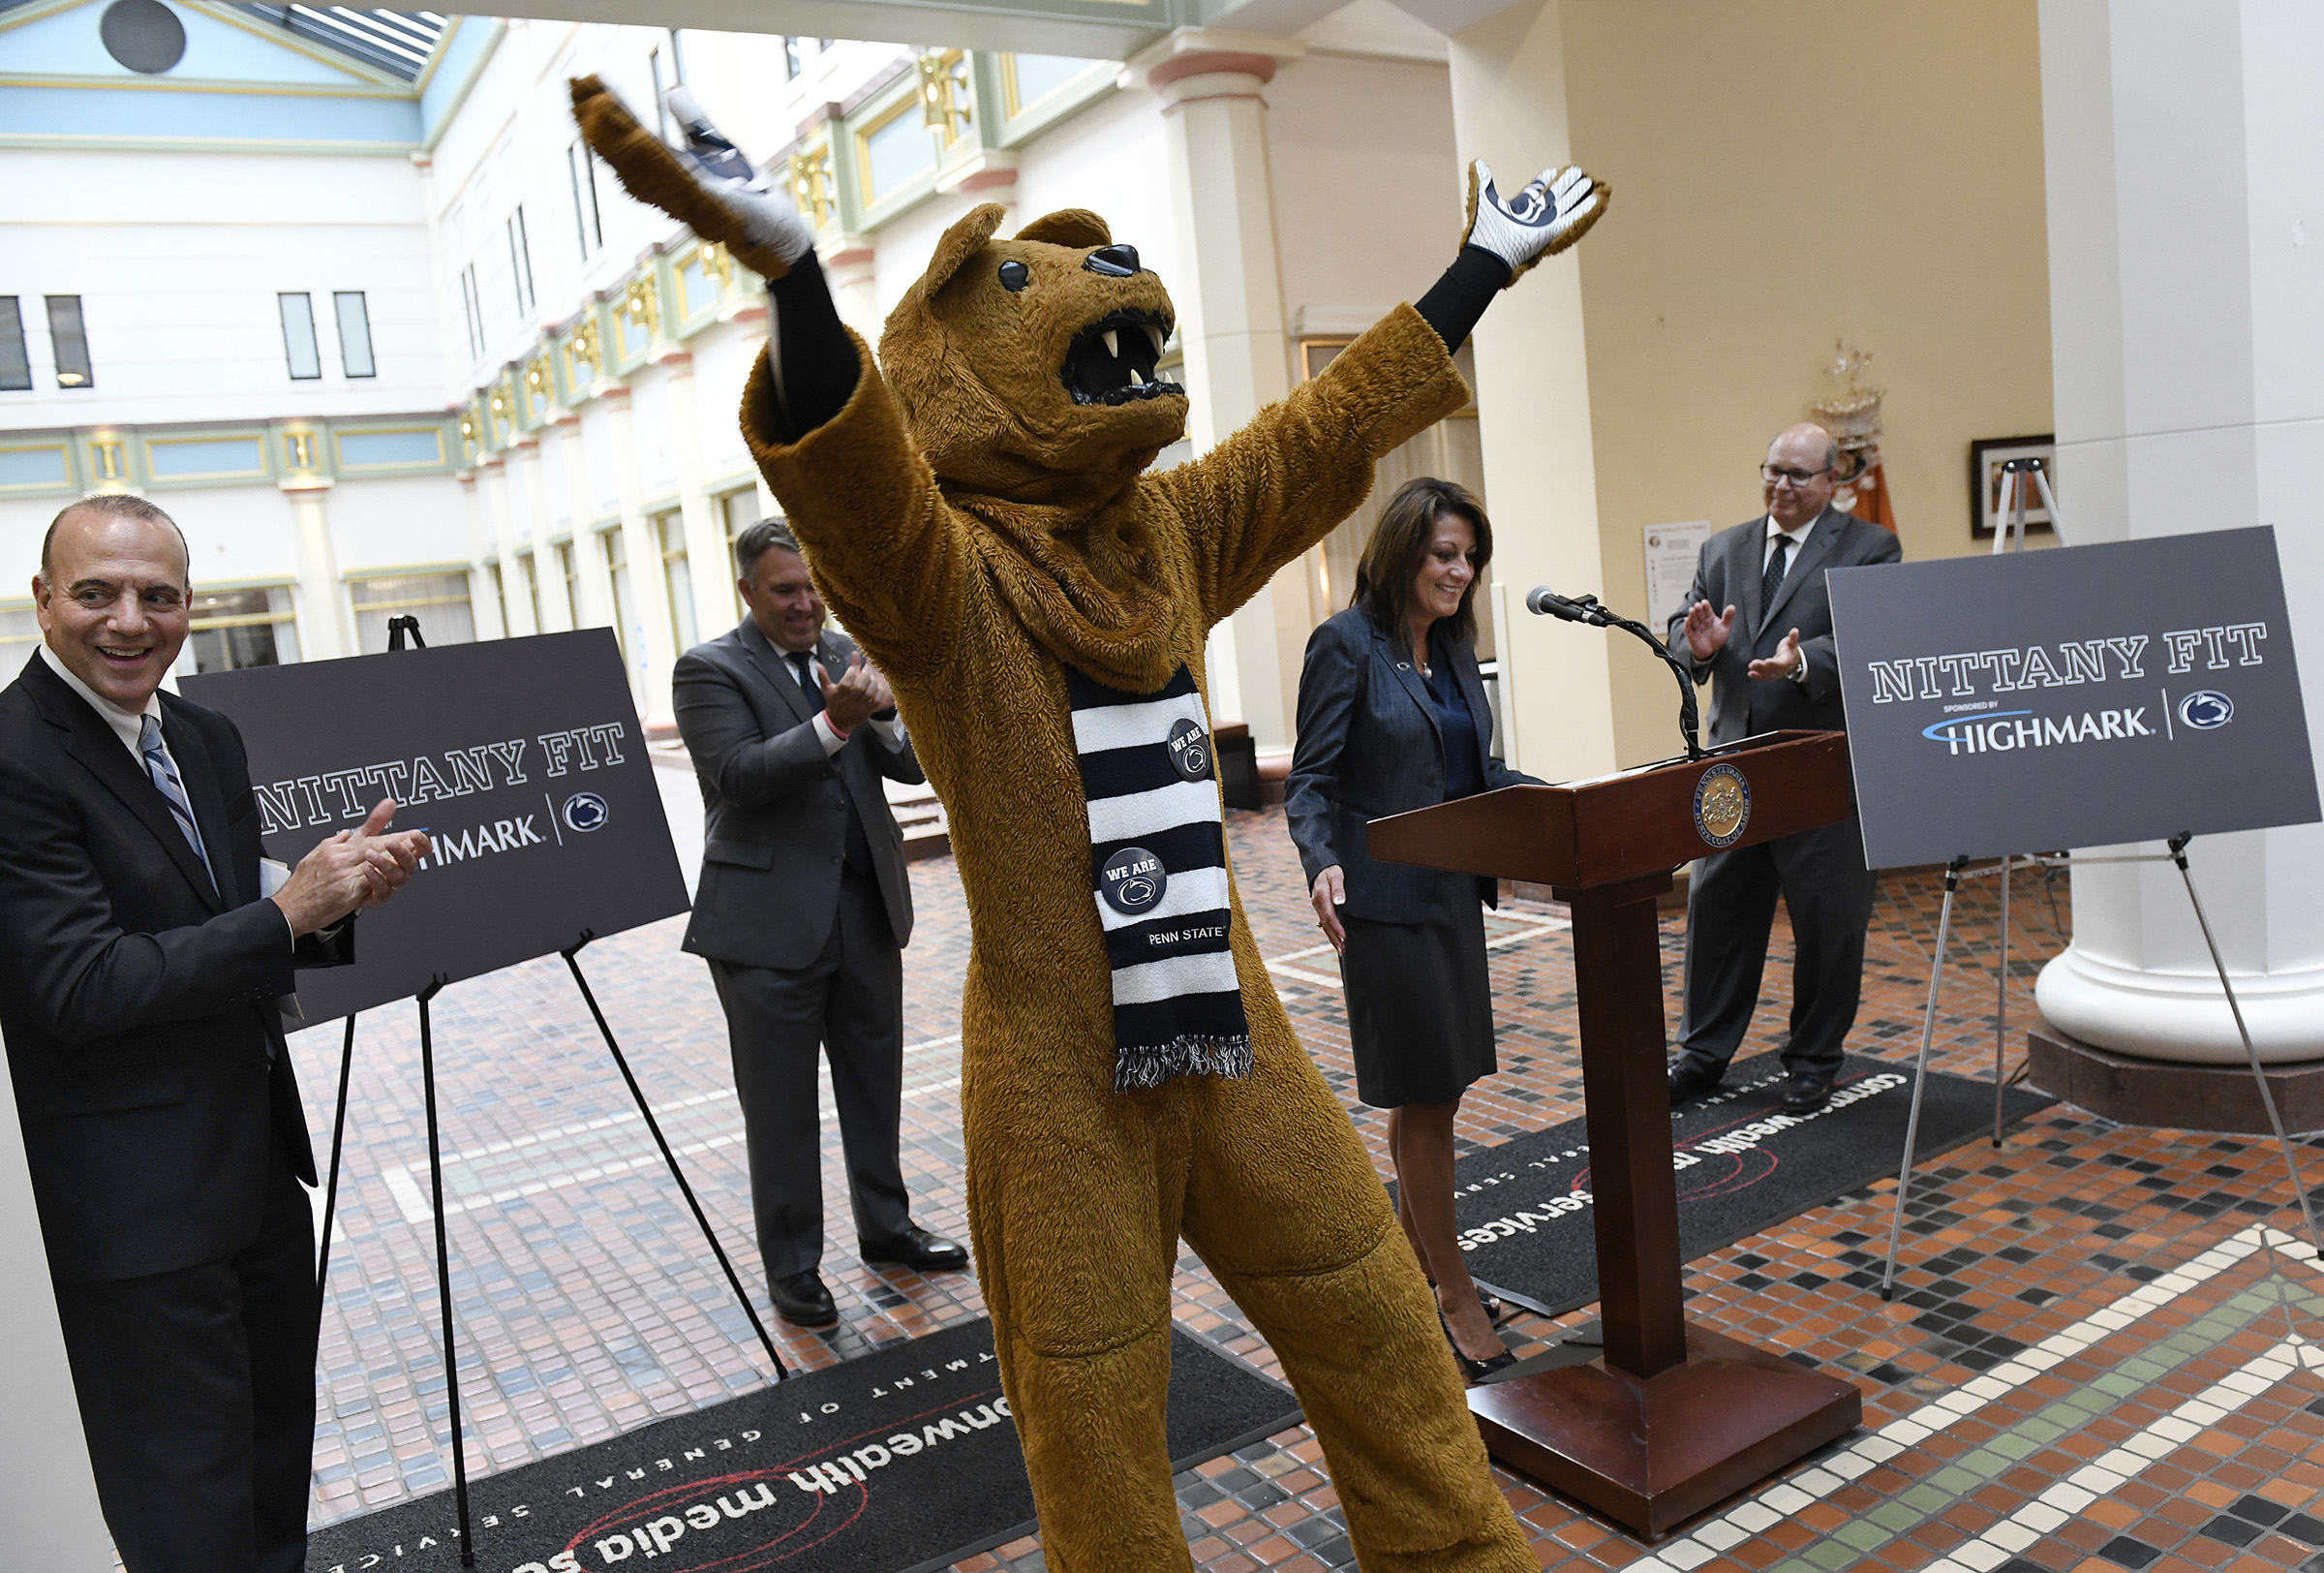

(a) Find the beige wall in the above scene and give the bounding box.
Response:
[1560,0,2054,765]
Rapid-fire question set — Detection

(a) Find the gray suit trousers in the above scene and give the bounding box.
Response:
[1676,815,1877,1082]
[707,870,912,1280]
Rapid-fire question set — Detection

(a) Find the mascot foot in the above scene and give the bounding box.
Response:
[566,74,812,281]
[1462,160,1610,285]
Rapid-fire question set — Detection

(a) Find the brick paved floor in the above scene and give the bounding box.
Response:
[296,807,2324,1573]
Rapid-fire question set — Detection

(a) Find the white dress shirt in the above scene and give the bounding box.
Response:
[1761,513,1819,684]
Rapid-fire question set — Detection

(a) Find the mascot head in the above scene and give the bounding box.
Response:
[881,205,1187,509]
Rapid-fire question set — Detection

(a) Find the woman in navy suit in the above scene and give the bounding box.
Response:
[1286,477,1539,1382]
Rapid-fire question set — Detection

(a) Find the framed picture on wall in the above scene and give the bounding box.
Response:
[1970,435,2057,539]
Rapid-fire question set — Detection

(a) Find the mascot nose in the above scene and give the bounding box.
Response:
[1084,244,1141,278]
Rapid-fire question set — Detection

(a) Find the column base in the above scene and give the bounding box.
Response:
[2028,1024,2324,1135]
[1467,1325,1861,1541]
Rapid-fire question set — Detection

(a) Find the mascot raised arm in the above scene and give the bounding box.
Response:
[574,76,1606,1571]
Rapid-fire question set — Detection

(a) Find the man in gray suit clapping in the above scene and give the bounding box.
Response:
[1665,423,1903,1117]
[674,520,966,1330]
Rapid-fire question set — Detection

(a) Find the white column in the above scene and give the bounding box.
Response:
[2033,0,2324,1063]
[1134,31,1310,748]
[657,348,734,647]
[1445,0,1618,782]
[555,414,606,631]
[517,437,560,632]
[280,474,349,661]
[500,441,541,637]
[462,470,505,641]
[601,384,678,721]
[480,456,532,637]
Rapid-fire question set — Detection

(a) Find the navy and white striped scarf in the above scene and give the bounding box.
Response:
[1066,663,1252,1091]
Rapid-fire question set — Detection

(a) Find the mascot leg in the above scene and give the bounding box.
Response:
[964,1040,1204,1572]
[1179,994,1534,1568]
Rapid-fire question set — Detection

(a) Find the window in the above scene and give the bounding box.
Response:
[568,139,603,259]
[0,299,28,391]
[458,264,484,360]
[349,571,475,653]
[657,509,696,652]
[488,561,508,633]
[188,586,299,673]
[46,296,91,387]
[278,293,321,380]
[718,488,762,619]
[557,540,579,628]
[334,292,375,378]
[601,527,634,665]
[782,36,801,78]
[506,207,535,315]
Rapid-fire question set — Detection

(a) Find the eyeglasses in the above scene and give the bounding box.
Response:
[1760,464,1831,487]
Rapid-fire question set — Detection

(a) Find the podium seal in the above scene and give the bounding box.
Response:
[1692,763,1750,848]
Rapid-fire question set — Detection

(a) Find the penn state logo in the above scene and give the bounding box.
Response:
[1100,846,1166,915]
[1692,763,1750,849]
[2179,690,2234,730]
[562,791,610,833]
[1167,716,1212,783]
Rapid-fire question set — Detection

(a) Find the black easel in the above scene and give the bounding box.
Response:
[308,614,788,1569]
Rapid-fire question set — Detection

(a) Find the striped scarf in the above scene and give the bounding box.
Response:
[1066,663,1252,1091]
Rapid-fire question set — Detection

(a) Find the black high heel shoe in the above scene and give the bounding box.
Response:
[1441,1311,1517,1385]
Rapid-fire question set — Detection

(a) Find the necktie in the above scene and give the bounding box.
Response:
[1758,535,1791,642]
[138,713,218,897]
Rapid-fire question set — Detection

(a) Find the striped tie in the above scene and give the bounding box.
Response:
[138,713,218,897]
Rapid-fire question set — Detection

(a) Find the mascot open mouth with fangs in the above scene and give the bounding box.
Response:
[574,75,1608,1570]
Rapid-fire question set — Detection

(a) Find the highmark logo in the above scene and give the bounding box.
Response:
[1920,707,2153,756]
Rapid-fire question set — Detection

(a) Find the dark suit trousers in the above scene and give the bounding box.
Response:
[53,1137,319,1573]
[707,869,912,1280]
[1677,814,1878,1082]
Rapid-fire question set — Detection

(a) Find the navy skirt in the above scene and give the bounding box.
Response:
[1337,904,1496,1108]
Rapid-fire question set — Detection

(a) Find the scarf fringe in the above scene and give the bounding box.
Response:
[1113,1033,1254,1093]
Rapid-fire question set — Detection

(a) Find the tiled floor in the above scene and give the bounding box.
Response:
[296,806,2323,1573]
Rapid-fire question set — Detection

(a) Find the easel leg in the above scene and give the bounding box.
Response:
[563,939,788,1381]
[416,979,477,1568]
[317,1013,357,1307]
[2167,836,2324,1337]
[1884,858,1967,1301]
[1995,859,2010,1148]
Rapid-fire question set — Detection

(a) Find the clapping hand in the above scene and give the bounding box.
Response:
[817,651,894,734]
[1683,600,1736,662]
[270,799,434,937]
[1748,628,1803,681]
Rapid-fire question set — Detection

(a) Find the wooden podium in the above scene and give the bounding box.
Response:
[1368,729,1863,1539]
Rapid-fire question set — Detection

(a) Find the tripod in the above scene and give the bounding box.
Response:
[310,615,787,1568]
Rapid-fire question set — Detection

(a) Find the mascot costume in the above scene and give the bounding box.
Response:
[572,76,1606,1571]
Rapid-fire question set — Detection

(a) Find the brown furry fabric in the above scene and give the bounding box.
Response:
[737,206,1536,1570]
[567,75,793,282]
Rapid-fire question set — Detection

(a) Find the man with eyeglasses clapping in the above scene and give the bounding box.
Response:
[1663,423,1903,1117]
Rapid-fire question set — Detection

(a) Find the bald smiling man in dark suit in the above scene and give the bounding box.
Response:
[1665,423,1903,1117]
[0,494,431,1572]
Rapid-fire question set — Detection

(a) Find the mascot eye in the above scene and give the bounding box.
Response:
[997,260,1031,293]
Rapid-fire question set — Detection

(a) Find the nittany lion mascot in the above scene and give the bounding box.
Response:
[572,76,1606,1570]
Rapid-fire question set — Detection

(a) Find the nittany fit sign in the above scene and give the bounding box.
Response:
[183,629,688,1019]
[1829,527,2318,869]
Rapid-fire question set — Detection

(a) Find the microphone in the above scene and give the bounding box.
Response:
[1523,586,1705,761]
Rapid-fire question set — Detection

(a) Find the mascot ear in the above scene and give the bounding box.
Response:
[916,203,1010,296]
[1015,209,1113,249]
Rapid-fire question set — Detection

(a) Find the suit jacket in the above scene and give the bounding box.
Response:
[1667,504,1904,745]
[673,619,924,971]
[1286,606,1536,925]
[0,653,326,1283]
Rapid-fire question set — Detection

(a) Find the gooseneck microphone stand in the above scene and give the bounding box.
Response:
[1526,586,1705,760]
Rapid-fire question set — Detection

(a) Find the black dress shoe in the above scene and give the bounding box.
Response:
[1667,1059,1726,1103]
[771,1270,838,1329]
[1781,1072,1834,1116]
[859,1224,969,1273]
[1441,1313,1517,1385]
